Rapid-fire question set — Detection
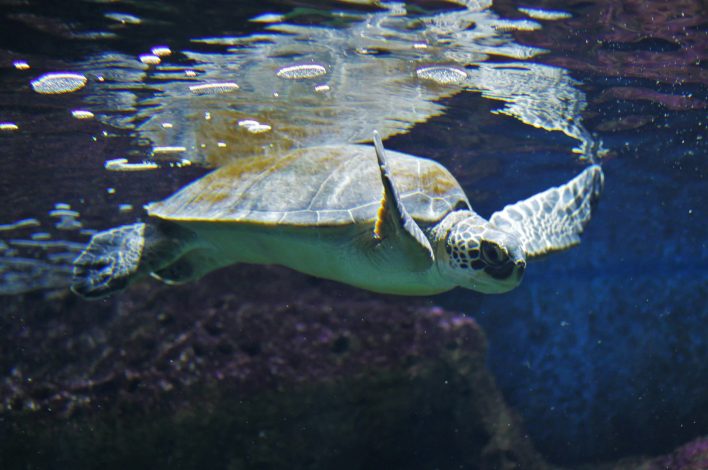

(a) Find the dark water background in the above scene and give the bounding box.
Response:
[0,0,706,467]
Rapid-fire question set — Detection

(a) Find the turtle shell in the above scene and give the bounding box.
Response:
[146,144,470,226]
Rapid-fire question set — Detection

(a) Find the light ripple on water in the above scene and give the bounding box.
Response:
[0,219,40,231]
[49,209,80,218]
[54,0,601,171]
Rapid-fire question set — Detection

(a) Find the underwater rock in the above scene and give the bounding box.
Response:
[0,265,547,470]
[587,435,708,470]
[643,436,708,470]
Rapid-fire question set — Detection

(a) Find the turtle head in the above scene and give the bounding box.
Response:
[437,212,526,293]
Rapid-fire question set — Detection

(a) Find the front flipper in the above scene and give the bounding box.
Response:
[372,131,434,271]
[490,165,604,259]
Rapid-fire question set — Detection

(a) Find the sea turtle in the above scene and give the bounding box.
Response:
[72,132,603,299]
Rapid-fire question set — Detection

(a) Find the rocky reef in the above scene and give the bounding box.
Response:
[586,436,708,470]
[0,265,547,470]
[640,437,708,470]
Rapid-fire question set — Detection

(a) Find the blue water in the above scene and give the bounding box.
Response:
[0,0,705,467]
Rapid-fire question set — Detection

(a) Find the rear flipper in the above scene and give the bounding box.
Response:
[72,221,195,299]
[71,223,148,299]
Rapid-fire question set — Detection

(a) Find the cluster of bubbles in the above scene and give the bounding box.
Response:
[2,0,600,171]
[8,0,603,167]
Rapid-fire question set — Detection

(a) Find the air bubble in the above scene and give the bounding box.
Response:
[276,64,327,80]
[251,13,285,23]
[104,158,159,172]
[71,110,95,120]
[238,120,271,134]
[518,7,571,20]
[151,46,172,57]
[189,82,239,94]
[31,73,87,95]
[416,66,468,85]
[139,54,161,65]
[152,146,186,156]
[247,124,271,134]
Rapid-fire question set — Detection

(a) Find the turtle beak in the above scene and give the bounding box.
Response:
[514,258,526,281]
[510,243,526,281]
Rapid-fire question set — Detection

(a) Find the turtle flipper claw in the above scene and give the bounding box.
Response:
[71,223,146,299]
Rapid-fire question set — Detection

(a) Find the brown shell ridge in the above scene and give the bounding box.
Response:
[305,154,364,211]
[230,151,301,210]
[147,151,298,220]
[147,145,470,227]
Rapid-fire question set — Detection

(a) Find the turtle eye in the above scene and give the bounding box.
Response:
[481,241,506,265]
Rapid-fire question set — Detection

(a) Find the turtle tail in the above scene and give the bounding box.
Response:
[71,223,148,299]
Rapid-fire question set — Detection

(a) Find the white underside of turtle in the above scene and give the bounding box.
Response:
[157,222,457,296]
[72,132,604,299]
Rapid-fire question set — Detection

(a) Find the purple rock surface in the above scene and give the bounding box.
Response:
[0,265,548,469]
[581,435,708,470]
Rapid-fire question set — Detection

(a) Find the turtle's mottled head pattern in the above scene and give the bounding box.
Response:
[436,211,526,293]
